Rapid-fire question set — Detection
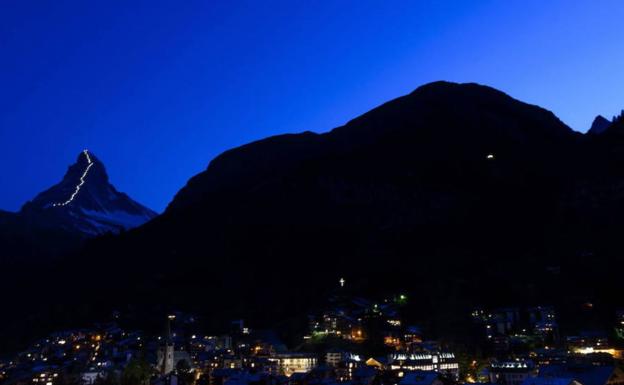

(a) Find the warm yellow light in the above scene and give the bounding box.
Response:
[573,347,618,357]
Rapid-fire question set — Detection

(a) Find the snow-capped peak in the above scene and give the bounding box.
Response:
[20,150,157,236]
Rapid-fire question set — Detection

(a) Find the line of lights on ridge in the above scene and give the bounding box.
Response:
[51,149,94,207]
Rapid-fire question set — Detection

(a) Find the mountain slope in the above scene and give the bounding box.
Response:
[169,81,576,212]
[72,82,603,327]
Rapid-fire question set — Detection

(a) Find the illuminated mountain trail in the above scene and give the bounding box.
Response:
[52,150,94,207]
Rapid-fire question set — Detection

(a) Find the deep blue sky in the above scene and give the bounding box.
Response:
[1,1,623,212]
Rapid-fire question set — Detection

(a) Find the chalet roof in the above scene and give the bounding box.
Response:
[399,370,440,385]
[522,377,577,385]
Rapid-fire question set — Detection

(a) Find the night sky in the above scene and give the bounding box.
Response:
[1,1,623,213]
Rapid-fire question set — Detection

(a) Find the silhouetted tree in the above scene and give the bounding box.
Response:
[94,370,120,385]
[56,372,83,385]
[121,359,152,385]
[175,360,194,385]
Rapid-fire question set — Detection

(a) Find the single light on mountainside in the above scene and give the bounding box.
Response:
[487,153,495,159]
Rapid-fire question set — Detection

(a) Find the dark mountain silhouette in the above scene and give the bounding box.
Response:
[59,82,619,326]
[0,209,82,264]
[588,115,612,135]
[4,81,624,355]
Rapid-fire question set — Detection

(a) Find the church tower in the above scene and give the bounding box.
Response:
[159,314,175,375]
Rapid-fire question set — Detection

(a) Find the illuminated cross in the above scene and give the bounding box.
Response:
[339,278,345,287]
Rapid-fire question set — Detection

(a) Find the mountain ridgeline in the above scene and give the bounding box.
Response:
[4,81,624,354]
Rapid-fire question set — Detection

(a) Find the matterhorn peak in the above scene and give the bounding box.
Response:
[20,150,157,236]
